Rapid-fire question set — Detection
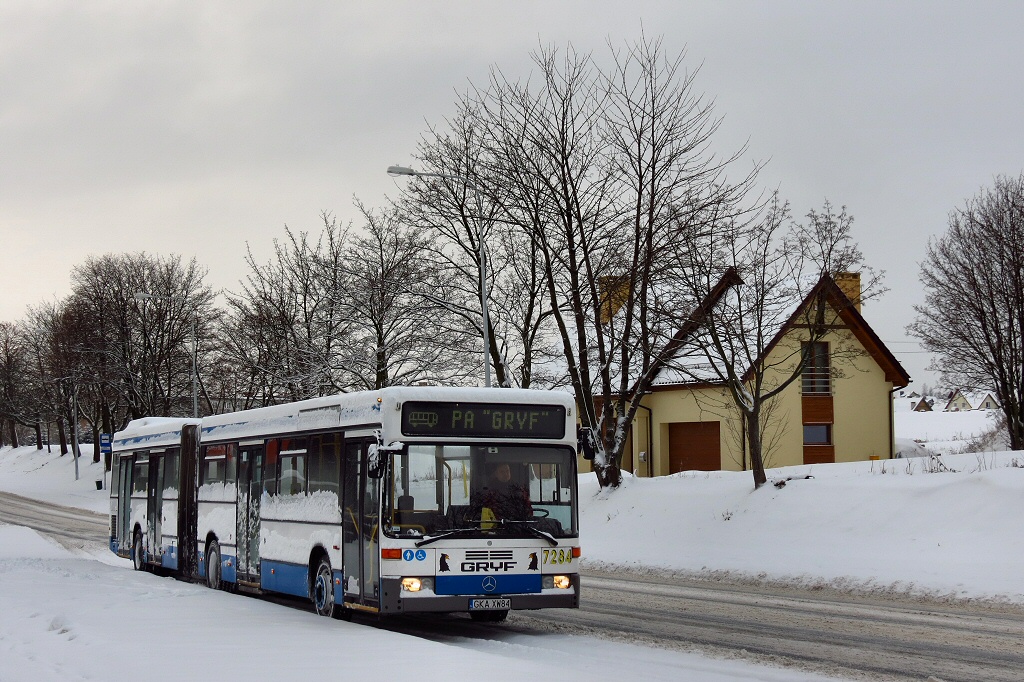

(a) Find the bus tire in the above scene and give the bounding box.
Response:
[470,609,509,623]
[206,540,222,590]
[132,531,145,571]
[312,557,338,618]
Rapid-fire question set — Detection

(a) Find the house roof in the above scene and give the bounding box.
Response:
[944,389,999,410]
[650,270,911,390]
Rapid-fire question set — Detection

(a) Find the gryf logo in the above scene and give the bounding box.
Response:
[461,560,516,572]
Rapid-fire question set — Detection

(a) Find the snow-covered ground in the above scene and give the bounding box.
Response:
[893,397,1002,454]
[1,407,1021,681]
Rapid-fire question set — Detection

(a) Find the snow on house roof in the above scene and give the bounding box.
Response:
[649,270,911,390]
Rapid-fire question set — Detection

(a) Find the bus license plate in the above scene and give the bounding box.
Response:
[470,598,511,610]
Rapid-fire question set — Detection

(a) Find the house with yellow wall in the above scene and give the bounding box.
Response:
[608,272,910,476]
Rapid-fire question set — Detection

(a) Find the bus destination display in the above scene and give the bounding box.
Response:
[401,402,566,439]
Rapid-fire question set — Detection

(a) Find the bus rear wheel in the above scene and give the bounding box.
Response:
[206,541,222,590]
[132,531,145,571]
[312,558,340,618]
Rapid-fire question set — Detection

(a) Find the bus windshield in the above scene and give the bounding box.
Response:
[384,443,577,540]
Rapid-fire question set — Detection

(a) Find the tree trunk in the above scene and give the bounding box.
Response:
[592,460,622,488]
[1007,403,1024,451]
[58,418,68,455]
[34,418,43,450]
[8,420,19,448]
[92,424,101,463]
[746,407,768,489]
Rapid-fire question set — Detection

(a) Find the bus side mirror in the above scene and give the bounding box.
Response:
[367,441,402,479]
[577,427,596,460]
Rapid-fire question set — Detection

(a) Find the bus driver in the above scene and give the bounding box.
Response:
[476,463,533,522]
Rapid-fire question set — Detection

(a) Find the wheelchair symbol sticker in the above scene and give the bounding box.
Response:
[415,549,427,561]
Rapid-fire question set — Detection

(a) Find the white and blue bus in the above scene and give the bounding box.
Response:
[110,386,580,621]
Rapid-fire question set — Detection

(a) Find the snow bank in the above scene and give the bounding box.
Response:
[580,452,1024,602]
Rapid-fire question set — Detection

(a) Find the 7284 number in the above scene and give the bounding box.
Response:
[543,548,573,565]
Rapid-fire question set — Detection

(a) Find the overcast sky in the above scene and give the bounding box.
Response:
[3,1,1023,388]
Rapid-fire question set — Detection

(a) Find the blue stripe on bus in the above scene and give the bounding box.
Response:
[260,560,310,598]
[161,545,178,571]
[196,549,238,584]
[435,573,541,595]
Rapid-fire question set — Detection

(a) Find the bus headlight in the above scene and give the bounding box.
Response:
[543,575,573,590]
[401,577,434,592]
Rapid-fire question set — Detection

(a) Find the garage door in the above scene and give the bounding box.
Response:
[668,421,721,472]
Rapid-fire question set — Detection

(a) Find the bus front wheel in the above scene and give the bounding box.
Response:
[312,558,340,618]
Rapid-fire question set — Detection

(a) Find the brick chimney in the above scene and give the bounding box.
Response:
[834,272,861,313]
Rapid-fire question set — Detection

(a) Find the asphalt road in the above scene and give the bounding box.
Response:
[3,491,1023,681]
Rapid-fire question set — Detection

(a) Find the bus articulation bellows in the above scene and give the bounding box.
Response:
[110,386,580,621]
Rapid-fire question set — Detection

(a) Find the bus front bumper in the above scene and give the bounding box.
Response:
[379,577,580,615]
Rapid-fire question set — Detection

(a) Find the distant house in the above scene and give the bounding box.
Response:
[911,397,933,412]
[590,271,911,476]
[944,390,999,412]
[968,391,999,410]
[944,390,973,412]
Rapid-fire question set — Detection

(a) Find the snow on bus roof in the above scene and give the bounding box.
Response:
[161,386,577,445]
[113,417,200,450]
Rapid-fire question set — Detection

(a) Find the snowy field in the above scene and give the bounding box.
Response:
[893,398,1001,454]
[1,408,1022,682]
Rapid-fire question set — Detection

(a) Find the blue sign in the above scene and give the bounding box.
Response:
[415,549,427,561]
[403,550,414,561]
[100,433,112,455]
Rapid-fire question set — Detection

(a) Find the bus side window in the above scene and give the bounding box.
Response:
[280,455,307,496]
[308,434,341,497]
[201,445,227,486]
[263,440,280,496]
[132,458,149,495]
[163,450,179,494]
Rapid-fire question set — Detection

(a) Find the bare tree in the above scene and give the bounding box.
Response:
[398,108,522,388]
[337,202,474,389]
[0,322,35,447]
[70,253,217,421]
[404,38,755,488]
[910,173,1024,450]
[223,215,351,403]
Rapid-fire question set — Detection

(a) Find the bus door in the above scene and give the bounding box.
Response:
[236,443,264,581]
[116,454,133,553]
[342,438,380,608]
[147,452,164,560]
[159,451,180,568]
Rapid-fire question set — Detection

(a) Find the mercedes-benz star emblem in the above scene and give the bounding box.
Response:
[481,576,497,592]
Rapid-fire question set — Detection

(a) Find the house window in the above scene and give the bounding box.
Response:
[803,424,832,445]
[802,342,831,395]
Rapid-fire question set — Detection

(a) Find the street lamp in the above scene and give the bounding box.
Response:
[387,164,492,388]
[135,291,199,417]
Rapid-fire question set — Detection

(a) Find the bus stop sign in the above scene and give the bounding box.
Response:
[100,433,112,455]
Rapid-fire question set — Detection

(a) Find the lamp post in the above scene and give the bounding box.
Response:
[135,291,199,417]
[387,164,492,388]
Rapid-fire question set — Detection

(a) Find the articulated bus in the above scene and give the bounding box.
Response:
[110,386,580,621]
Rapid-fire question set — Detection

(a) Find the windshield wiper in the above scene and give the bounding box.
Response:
[510,521,558,546]
[415,526,481,547]
[415,518,558,547]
